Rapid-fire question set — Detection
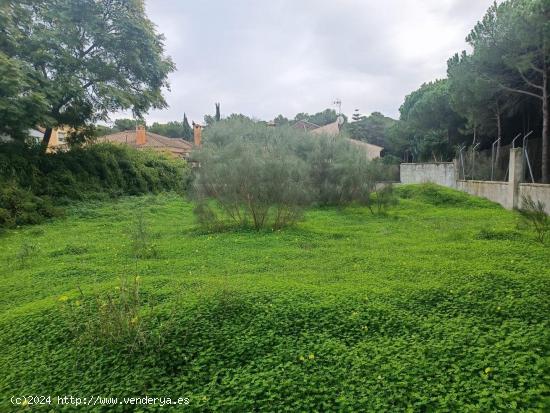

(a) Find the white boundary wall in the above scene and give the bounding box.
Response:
[400,162,456,188]
[457,180,512,209]
[519,184,550,214]
[400,149,550,213]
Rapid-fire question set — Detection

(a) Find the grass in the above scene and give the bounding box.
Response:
[0,185,548,412]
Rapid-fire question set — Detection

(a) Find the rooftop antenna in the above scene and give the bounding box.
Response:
[333,99,345,127]
[333,99,342,116]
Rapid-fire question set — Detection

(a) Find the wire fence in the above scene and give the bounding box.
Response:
[455,134,543,183]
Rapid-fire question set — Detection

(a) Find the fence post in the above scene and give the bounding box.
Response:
[508,148,524,209]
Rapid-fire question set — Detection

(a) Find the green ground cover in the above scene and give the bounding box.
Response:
[0,185,548,411]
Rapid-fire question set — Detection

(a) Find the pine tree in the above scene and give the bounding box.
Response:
[182,113,193,141]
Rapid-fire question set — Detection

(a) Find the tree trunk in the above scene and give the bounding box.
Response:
[41,128,53,152]
[542,69,549,183]
[495,101,502,178]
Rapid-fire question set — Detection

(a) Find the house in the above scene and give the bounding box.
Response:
[347,139,384,160]
[34,126,73,152]
[96,125,193,159]
[291,119,384,160]
[1,126,72,152]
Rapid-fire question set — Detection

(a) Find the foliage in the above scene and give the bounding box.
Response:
[204,103,222,126]
[108,115,194,141]
[192,119,395,229]
[192,120,314,230]
[130,214,159,259]
[16,240,39,269]
[0,192,548,411]
[294,108,346,127]
[464,0,550,182]
[346,111,397,149]
[113,118,145,132]
[66,275,154,353]
[0,51,49,140]
[396,183,498,208]
[1,0,174,145]
[397,79,466,161]
[0,142,188,227]
[394,0,549,181]
[0,182,62,228]
[519,194,549,243]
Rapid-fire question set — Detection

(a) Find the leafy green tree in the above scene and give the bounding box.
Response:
[273,114,290,126]
[398,80,466,161]
[0,51,49,141]
[347,112,397,148]
[352,109,365,123]
[448,52,504,144]
[466,0,550,182]
[113,119,145,132]
[2,0,174,149]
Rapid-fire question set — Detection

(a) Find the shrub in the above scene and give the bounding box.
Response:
[519,195,549,243]
[0,142,189,228]
[16,241,39,268]
[129,214,159,259]
[367,183,398,215]
[191,121,314,230]
[191,119,396,229]
[0,182,62,228]
[70,275,149,352]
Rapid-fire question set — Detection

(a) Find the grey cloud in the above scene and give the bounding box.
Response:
[123,0,495,125]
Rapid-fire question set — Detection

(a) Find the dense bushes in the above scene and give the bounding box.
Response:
[0,184,61,228]
[191,119,395,230]
[0,142,188,228]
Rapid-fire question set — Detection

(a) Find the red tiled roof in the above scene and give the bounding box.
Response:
[96,130,193,157]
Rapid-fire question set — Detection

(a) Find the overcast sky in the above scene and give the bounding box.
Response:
[126,0,495,125]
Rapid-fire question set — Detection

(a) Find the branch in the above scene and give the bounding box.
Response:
[79,42,97,58]
[498,83,542,100]
[477,71,542,100]
[530,62,544,74]
[517,67,544,91]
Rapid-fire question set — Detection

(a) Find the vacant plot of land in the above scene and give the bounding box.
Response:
[0,186,548,412]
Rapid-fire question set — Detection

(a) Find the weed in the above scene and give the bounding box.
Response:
[129,214,159,259]
[16,241,39,268]
[519,195,549,244]
[476,228,522,241]
[49,245,89,257]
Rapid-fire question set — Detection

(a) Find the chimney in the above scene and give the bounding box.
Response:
[136,125,146,145]
[193,123,202,146]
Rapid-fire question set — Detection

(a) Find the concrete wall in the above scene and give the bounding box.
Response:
[400,149,550,213]
[519,183,550,214]
[456,180,512,209]
[400,162,456,188]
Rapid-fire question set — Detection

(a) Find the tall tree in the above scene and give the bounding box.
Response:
[3,0,174,149]
[347,111,396,148]
[466,0,550,182]
[351,109,365,123]
[113,118,145,132]
[273,114,289,126]
[398,80,466,161]
[0,51,49,141]
[182,113,193,141]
